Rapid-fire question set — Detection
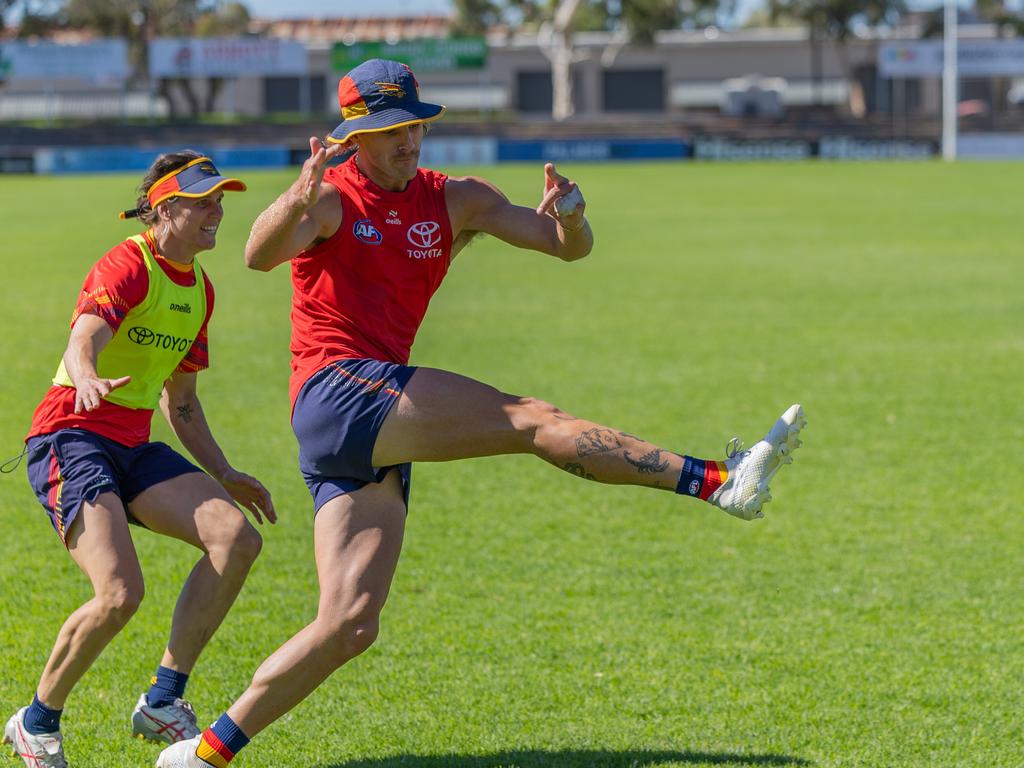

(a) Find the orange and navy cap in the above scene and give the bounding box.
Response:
[121,156,246,219]
[327,59,446,145]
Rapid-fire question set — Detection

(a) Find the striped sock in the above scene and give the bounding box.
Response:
[23,693,62,735]
[675,456,729,501]
[147,665,189,708]
[196,714,250,767]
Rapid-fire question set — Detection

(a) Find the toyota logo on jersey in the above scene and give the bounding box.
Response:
[407,221,440,248]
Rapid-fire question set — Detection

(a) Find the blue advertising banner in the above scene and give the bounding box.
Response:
[498,139,689,163]
[35,146,292,174]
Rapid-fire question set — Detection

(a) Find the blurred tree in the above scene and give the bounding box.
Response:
[454,0,691,120]
[2,0,250,116]
[1,0,64,36]
[766,0,904,114]
[975,0,1024,35]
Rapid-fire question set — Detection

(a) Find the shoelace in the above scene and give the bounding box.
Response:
[30,736,66,768]
[725,437,745,459]
[171,699,198,726]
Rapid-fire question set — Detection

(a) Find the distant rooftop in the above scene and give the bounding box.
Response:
[247,15,453,43]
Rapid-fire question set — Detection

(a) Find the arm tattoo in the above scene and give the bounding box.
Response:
[623,448,669,474]
[563,462,597,481]
[176,403,194,423]
[575,428,621,456]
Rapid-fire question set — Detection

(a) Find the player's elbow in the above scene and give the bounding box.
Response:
[244,245,275,271]
[557,239,593,262]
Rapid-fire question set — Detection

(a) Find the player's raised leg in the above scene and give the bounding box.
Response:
[373,367,805,519]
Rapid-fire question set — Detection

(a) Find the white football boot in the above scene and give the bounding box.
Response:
[131,694,200,744]
[708,403,806,520]
[155,736,213,768]
[3,707,68,768]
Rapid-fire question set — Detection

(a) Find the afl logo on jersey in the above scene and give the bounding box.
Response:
[353,219,383,245]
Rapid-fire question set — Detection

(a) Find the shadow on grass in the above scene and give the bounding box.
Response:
[319,748,811,768]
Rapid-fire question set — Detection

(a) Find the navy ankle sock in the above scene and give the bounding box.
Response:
[23,694,62,735]
[147,666,190,708]
[198,713,250,765]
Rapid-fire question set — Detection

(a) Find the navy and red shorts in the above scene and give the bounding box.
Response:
[25,428,202,546]
[291,358,416,513]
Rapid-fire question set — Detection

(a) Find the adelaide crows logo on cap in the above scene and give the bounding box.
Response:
[376,82,406,99]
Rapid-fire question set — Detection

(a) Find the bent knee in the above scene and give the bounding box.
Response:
[231,523,263,563]
[203,507,263,564]
[507,397,568,443]
[96,582,144,625]
[316,612,381,667]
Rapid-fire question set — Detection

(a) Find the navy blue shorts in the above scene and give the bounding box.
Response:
[292,358,416,513]
[25,429,202,546]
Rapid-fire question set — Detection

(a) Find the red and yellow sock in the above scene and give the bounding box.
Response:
[196,714,249,767]
[675,456,729,500]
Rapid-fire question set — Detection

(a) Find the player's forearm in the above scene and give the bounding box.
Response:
[62,337,102,387]
[161,391,232,480]
[244,189,310,271]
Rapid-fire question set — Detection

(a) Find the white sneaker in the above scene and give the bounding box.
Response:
[708,403,806,520]
[155,736,213,768]
[131,694,200,744]
[3,707,68,768]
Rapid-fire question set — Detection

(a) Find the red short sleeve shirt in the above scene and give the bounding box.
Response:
[27,232,215,447]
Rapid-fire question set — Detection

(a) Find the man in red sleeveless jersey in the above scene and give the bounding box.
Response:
[158,59,805,768]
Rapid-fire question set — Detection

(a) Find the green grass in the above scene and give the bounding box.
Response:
[1,160,1022,768]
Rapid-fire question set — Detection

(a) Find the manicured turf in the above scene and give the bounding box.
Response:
[1,160,1021,768]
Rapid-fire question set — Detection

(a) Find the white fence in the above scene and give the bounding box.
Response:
[0,92,169,121]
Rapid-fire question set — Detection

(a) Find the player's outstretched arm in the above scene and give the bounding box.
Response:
[63,313,131,414]
[446,162,593,262]
[160,371,277,525]
[244,137,346,272]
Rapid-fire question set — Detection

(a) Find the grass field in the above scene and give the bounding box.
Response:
[0,160,1021,768]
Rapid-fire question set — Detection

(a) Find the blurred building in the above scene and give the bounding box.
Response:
[2,13,1023,153]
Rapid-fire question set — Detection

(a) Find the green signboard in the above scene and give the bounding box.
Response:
[331,38,487,73]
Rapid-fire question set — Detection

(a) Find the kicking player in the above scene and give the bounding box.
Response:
[157,60,804,767]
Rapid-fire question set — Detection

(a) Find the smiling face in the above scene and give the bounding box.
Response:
[352,122,427,192]
[156,191,225,263]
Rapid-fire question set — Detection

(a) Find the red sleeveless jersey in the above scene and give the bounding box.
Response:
[289,156,453,404]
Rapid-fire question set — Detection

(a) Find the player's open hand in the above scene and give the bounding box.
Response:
[220,468,277,525]
[294,137,345,209]
[74,375,131,414]
[536,162,586,232]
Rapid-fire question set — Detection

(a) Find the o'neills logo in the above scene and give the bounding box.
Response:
[127,326,192,352]
[169,302,192,314]
[406,221,443,260]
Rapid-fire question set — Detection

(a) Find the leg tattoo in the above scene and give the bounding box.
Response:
[623,448,670,475]
[575,428,621,456]
[563,462,597,481]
